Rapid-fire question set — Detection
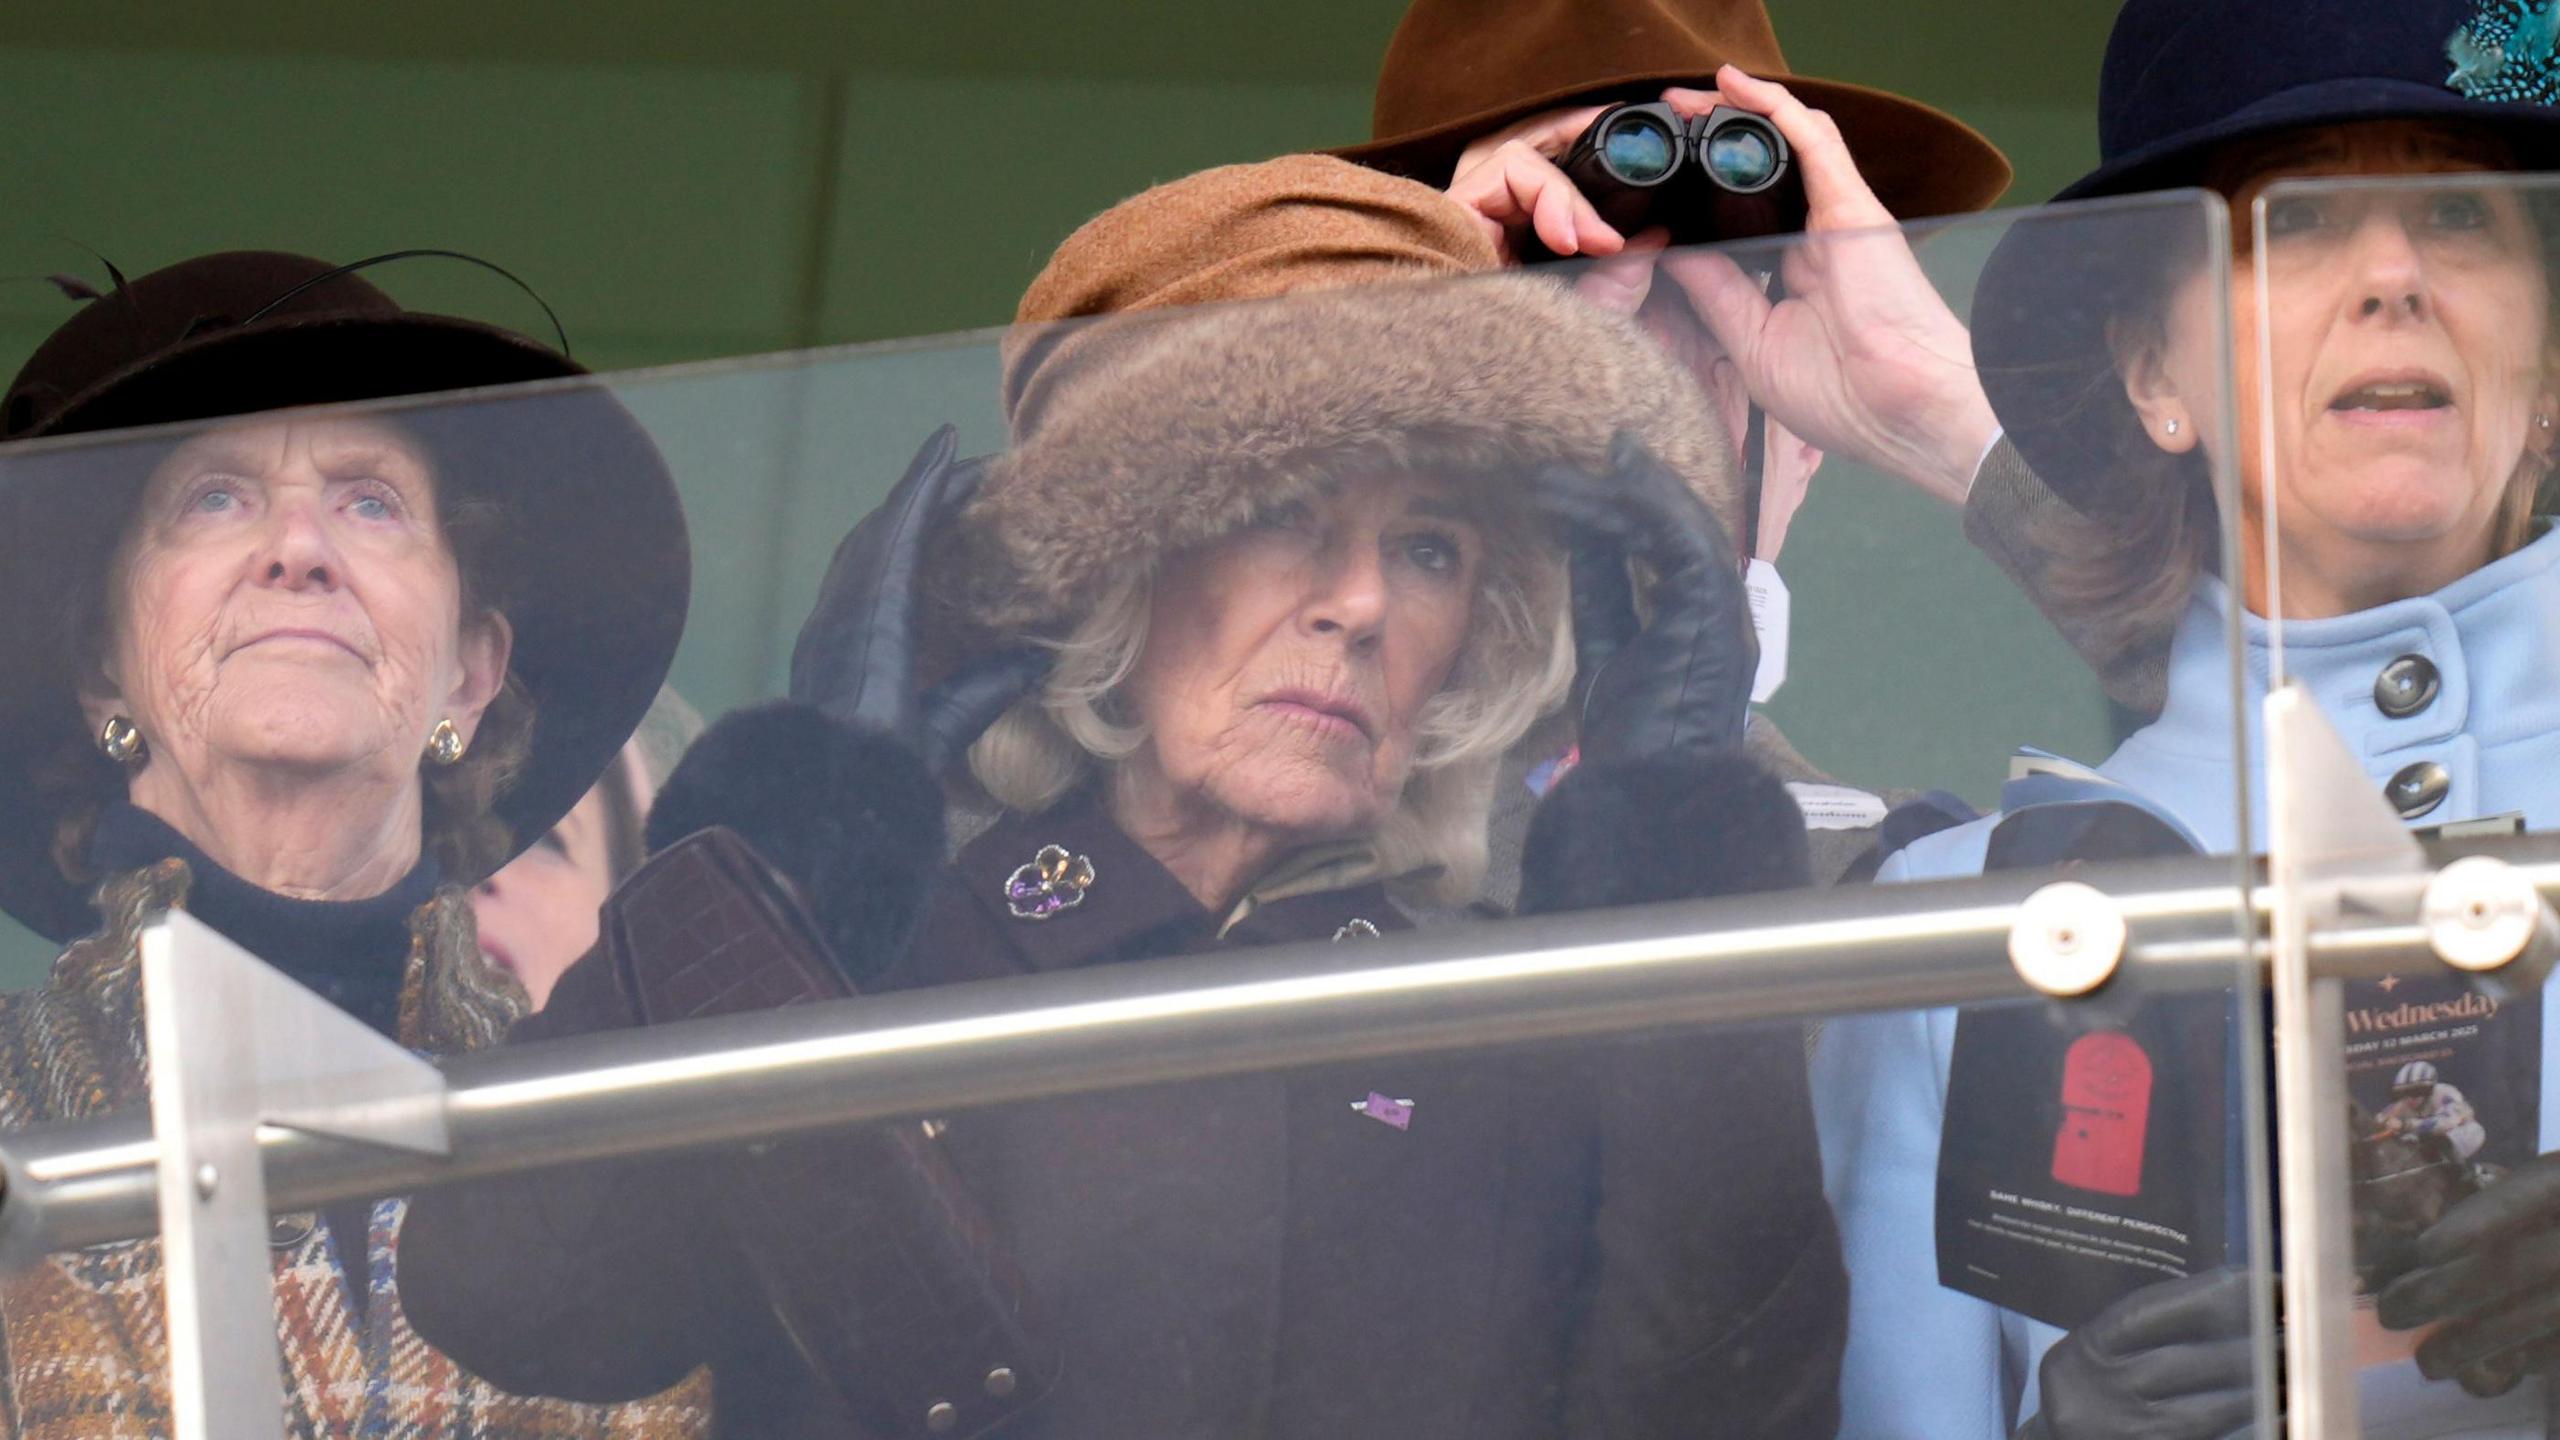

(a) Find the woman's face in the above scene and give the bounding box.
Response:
[2134,121,2556,609]
[92,415,508,790]
[471,760,624,1011]
[1122,471,1483,844]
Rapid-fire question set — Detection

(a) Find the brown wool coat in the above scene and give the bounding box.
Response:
[0,860,711,1440]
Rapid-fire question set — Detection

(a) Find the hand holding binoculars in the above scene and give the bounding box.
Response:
[1526,101,1807,261]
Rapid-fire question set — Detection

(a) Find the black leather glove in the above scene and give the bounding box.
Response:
[2016,1269,2264,1440]
[789,424,1048,775]
[1532,432,1756,763]
[2378,1148,2560,1396]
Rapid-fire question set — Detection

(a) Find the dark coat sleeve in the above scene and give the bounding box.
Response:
[1962,435,2171,716]
[404,710,956,1415]
[397,947,747,1404]
[1517,752,1848,1437]
[1566,1027,1847,1439]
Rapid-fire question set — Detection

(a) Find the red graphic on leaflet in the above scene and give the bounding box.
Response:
[2051,1031,2153,1197]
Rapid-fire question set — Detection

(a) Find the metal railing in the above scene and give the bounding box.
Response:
[0,847,2275,1257]
[22,833,2560,1257]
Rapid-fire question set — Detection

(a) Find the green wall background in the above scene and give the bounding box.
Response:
[0,2,2120,983]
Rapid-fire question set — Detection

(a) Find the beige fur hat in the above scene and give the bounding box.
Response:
[940,154,1737,647]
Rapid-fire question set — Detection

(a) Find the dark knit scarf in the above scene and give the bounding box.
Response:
[87,801,438,1316]
[88,802,433,1038]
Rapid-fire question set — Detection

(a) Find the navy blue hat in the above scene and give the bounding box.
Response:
[2063,0,2560,203]
[1974,0,2560,513]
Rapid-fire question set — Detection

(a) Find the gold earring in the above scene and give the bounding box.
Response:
[97,715,147,766]
[426,718,466,767]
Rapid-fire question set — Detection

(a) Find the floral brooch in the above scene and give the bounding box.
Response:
[1006,844,1095,921]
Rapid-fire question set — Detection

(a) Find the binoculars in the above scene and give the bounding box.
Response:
[1542,102,1806,253]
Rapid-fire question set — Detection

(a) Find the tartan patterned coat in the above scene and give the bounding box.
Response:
[0,859,710,1440]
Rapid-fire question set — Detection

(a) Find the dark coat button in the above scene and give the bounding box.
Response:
[2385,761,2451,819]
[2375,655,2441,718]
[270,1215,316,1250]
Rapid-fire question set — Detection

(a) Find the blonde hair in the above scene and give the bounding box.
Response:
[968,478,1572,905]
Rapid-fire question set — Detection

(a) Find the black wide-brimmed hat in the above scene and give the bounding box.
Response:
[0,251,690,940]
[1973,0,2560,513]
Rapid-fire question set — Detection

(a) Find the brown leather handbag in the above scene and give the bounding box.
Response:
[604,825,1058,1438]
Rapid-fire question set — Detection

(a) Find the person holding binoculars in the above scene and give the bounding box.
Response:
[1334,0,2227,771]
[1313,0,2055,885]
[1332,0,2013,582]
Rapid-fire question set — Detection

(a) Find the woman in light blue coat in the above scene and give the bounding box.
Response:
[1815,1,2560,1435]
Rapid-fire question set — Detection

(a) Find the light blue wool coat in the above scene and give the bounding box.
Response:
[1815,528,2560,1439]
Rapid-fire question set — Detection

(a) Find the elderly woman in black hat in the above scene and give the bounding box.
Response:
[1810,2,2560,1436]
[0,252,703,1437]
[402,157,1848,1439]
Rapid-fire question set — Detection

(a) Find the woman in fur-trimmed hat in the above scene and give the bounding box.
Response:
[946,235,1739,914]
[404,155,1847,1439]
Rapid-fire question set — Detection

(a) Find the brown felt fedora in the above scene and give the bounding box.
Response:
[1333,0,2012,219]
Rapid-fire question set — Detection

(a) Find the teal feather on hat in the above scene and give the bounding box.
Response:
[2448,0,2560,102]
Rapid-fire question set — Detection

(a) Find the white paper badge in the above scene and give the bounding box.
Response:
[1785,782,1890,831]
[1746,559,1790,704]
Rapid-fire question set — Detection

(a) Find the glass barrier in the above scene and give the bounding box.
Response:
[0,189,2266,1438]
[1816,186,2272,1440]
[2255,170,2560,1437]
